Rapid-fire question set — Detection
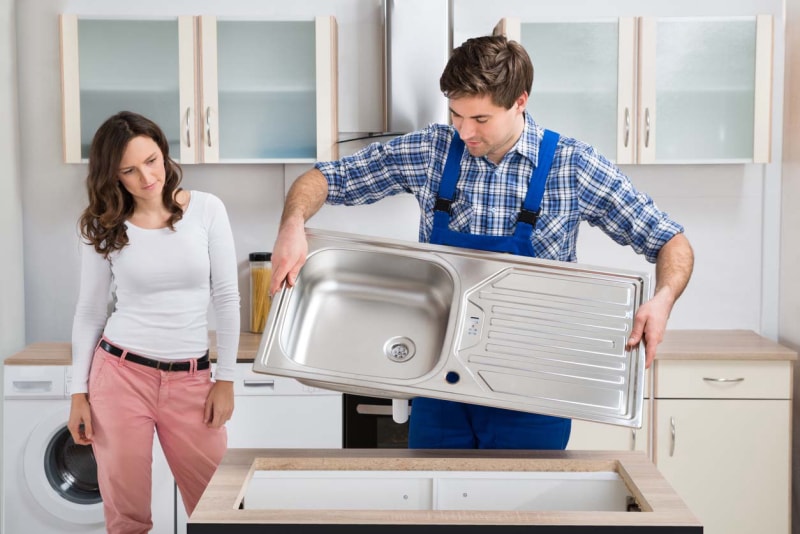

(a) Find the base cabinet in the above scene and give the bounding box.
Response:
[653,360,792,534]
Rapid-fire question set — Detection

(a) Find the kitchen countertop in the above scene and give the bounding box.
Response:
[3,330,794,366]
[189,448,701,533]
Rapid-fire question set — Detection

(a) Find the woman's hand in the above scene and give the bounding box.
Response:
[67,393,94,445]
[204,380,234,428]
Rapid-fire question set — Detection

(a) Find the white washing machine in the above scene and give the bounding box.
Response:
[2,364,175,534]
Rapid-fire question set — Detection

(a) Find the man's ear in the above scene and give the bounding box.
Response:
[515,92,529,113]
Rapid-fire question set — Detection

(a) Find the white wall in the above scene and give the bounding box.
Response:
[14,0,785,341]
[0,2,25,354]
[0,0,26,523]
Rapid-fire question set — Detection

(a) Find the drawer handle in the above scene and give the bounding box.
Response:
[243,380,275,388]
[12,380,54,392]
[702,377,745,383]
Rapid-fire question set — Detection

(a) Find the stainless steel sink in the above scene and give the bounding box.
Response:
[253,229,651,427]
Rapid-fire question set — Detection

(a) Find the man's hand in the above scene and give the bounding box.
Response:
[627,286,674,368]
[269,168,329,296]
[204,380,234,428]
[269,216,309,296]
[627,233,694,368]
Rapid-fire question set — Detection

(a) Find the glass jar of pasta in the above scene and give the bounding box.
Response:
[249,252,272,334]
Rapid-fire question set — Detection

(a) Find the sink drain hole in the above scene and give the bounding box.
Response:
[384,337,416,362]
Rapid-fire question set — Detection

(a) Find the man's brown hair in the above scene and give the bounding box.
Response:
[440,34,534,109]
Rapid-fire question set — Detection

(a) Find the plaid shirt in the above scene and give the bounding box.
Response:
[317,113,683,263]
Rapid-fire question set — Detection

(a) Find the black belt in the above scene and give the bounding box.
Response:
[99,340,210,371]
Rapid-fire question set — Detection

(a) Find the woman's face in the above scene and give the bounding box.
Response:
[117,135,166,205]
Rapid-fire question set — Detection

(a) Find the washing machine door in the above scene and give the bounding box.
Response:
[23,406,105,524]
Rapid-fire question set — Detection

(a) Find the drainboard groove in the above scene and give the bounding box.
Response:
[468,355,627,385]
[479,287,633,310]
[488,316,628,340]
[488,302,630,327]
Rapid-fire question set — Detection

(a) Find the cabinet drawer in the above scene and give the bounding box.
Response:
[655,360,791,399]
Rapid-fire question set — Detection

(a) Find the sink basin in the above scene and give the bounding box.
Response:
[254,229,650,427]
[278,248,456,380]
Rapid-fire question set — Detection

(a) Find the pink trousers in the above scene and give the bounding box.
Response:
[89,342,227,534]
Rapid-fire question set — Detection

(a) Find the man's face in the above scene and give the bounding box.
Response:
[448,93,527,164]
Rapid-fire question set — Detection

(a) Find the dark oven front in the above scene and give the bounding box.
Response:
[343,394,410,448]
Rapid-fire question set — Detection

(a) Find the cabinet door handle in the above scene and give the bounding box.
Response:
[185,107,192,148]
[630,428,637,451]
[644,108,651,148]
[669,416,676,457]
[624,107,630,148]
[205,107,212,148]
[702,377,745,383]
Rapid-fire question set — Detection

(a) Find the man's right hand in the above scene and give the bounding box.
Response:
[67,393,93,445]
[270,215,309,296]
[269,168,329,295]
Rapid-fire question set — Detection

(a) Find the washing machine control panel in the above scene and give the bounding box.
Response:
[3,365,69,399]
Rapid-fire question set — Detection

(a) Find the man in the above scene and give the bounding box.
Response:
[269,35,694,450]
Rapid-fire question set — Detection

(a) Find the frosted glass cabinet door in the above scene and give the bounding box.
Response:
[496,18,635,164]
[638,16,773,164]
[520,21,631,163]
[199,16,338,163]
[60,15,196,163]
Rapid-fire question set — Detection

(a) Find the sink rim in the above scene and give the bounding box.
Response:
[259,241,463,387]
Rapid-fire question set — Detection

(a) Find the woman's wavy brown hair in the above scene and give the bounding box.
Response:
[79,111,184,258]
[439,34,534,109]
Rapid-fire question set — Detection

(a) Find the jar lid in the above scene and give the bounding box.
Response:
[249,252,272,261]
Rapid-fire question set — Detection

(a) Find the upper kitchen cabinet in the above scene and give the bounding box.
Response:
[494,18,634,164]
[60,15,338,164]
[497,15,772,164]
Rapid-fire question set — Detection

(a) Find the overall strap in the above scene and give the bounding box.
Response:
[515,129,559,232]
[432,132,465,229]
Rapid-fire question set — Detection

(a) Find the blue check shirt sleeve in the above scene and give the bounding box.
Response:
[316,126,447,206]
[574,146,684,263]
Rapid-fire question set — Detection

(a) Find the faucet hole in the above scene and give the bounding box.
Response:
[445,371,460,384]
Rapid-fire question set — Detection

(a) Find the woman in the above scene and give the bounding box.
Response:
[68,111,240,533]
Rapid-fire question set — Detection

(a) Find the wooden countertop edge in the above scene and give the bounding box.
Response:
[189,449,701,527]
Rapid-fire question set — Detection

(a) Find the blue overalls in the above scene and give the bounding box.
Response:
[408,129,572,450]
